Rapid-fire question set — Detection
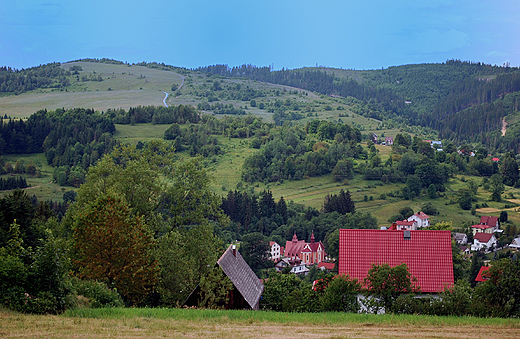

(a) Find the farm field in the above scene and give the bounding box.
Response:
[1,308,519,339]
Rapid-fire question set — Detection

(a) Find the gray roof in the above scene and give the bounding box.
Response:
[453,233,467,241]
[217,245,264,309]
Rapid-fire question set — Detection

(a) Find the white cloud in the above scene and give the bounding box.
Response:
[487,51,509,57]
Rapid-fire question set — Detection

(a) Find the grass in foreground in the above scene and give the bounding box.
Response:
[1,307,519,339]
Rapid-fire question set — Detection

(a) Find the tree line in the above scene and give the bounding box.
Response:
[0,62,71,94]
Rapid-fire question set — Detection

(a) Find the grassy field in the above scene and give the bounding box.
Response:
[0,62,183,118]
[1,307,518,339]
[0,153,71,202]
[109,123,520,228]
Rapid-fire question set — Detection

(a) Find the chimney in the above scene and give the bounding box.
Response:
[232,244,236,257]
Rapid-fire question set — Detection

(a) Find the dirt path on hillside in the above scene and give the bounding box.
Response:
[502,117,507,136]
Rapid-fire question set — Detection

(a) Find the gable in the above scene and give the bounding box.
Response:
[217,245,264,309]
[338,229,454,293]
[474,233,494,243]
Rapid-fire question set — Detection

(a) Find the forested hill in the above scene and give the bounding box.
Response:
[196,60,520,151]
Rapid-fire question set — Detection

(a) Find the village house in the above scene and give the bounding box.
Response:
[395,220,417,230]
[471,224,494,236]
[338,229,454,293]
[510,237,520,250]
[317,262,335,271]
[407,211,430,228]
[385,136,393,145]
[475,266,491,283]
[453,232,468,245]
[471,233,497,251]
[284,232,326,265]
[269,241,282,262]
[479,216,500,231]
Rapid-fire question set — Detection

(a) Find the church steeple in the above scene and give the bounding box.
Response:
[292,233,298,243]
[310,231,315,244]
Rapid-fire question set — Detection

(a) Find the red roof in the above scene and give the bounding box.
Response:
[284,232,325,258]
[475,266,490,282]
[480,216,499,226]
[339,229,454,293]
[414,212,429,220]
[471,224,492,230]
[317,262,335,270]
[396,220,415,226]
[474,233,494,243]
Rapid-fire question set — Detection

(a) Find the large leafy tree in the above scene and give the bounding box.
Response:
[364,263,419,313]
[72,193,158,305]
[320,274,361,312]
[473,258,520,317]
[240,232,272,274]
[499,152,519,186]
[154,223,224,306]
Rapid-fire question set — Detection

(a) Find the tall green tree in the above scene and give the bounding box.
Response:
[364,263,419,313]
[73,193,158,305]
[240,232,272,274]
[499,152,519,186]
[473,258,520,317]
[490,173,505,202]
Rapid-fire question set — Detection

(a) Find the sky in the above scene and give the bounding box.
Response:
[1,0,519,71]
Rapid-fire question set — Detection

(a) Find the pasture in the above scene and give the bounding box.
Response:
[1,307,518,339]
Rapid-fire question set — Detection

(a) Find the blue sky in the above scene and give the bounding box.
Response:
[1,0,519,70]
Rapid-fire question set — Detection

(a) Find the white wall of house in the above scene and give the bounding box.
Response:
[471,235,497,251]
[270,242,281,260]
[407,215,429,228]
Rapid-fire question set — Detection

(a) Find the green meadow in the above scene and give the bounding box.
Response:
[1,307,518,339]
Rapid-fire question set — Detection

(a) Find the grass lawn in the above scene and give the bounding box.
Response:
[1,307,518,339]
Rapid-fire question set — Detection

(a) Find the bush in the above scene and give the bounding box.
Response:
[70,278,124,308]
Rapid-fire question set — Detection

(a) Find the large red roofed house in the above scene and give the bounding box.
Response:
[339,229,454,293]
[284,232,326,265]
[471,232,497,251]
[479,216,500,231]
[407,212,430,228]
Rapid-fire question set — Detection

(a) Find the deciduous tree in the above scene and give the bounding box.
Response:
[73,194,158,305]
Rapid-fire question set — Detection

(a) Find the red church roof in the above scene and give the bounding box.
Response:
[475,266,490,282]
[284,232,326,258]
[339,229,454,293]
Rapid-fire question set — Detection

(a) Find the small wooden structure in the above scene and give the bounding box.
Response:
[183,245,264,310]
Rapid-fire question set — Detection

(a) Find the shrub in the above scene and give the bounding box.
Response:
[71,278,124,308]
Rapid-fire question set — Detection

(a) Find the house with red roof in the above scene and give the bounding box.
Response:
[284,232,326,265]
[475,266,490,282]
[479,216,500,231]
[407,211,430,228]
[395,220,417,230]
[339,229,454,293]
[317,262,335,271]
[471,233,497,251]
[471,224,494,236]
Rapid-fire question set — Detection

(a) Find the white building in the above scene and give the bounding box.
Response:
[269,241,281,261]
[407,212,430,228]
[471,233,497,251]
[453,232,468,245]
